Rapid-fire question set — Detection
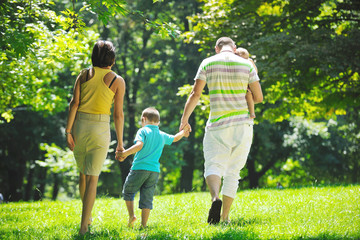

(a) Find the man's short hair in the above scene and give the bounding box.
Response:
[216,37,235,50]
[142,107,160,123]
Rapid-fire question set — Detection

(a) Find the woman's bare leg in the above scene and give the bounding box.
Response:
[79,175,98,235]
[79,173,92,225]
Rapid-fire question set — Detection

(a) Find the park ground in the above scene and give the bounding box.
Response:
[0,185,359,239]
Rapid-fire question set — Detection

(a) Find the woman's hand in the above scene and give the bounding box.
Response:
[115,144,125,161]
[66,134,75,151]
[116,144,125,153]
[116,151,128,162]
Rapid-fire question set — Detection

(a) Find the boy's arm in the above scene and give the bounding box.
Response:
[124,140,144,156]
[116,141,143,161]
[173,130,185,143]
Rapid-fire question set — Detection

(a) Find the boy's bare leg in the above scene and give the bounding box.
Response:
[246,91,256,118]
[221,195,234,223]
[125,201,137,227]
[141,208,151,228]
[79,175,98,235]
[79,173,92,225]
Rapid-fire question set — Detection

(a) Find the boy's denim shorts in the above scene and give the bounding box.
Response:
[122,170,159,209]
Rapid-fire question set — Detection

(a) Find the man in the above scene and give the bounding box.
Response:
[179,37,263,224]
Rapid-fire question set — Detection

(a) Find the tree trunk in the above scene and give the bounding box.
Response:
[7,167,25,201]
[24,166,34,201]
[180,149,195,192]
[52,173,60,201]
[352,155,359,183]
[180,115,196,192]
[34,167,47,201]
[247,158,259,189]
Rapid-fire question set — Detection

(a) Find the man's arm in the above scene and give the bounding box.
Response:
[180,79,206,131]
[249,81,263,104]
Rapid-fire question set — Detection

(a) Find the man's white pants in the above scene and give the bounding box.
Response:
[203,124,253,199]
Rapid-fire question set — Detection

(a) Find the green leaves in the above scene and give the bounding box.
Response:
[60,9,86,32]
[177,84,210,112]
[0,1,99,121]
[85,0,128,25]
[1,0,183,122]
[37,143,77,176]
[184,0,360,122]
[83,0,180,39]
[37,143,114,175]
[146,21,181,39]
[1,110,14,123]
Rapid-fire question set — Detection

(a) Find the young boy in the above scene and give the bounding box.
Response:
[235,47,258,119]
[116,107,190,228]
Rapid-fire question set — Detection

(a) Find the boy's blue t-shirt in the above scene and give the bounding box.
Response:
[131,125,175,172]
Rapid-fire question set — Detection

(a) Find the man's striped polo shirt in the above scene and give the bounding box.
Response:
[194,51,260,130]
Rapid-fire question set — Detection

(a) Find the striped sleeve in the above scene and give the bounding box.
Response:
[249,62,260,84]
[194,60,207,81]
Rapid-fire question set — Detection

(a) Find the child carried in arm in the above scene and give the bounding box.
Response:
[116,107,190,228]
[235,47,258,119]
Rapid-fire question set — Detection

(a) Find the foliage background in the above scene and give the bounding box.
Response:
[0,0,359,202]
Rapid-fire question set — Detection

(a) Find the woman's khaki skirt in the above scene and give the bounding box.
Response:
[73,112,111,176]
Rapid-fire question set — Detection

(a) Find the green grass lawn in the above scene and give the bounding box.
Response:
[0,185,359,239]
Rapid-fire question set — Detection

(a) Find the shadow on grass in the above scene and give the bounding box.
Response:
[71,229,121,240]
[228,217,264,227]
[68,228,355,240]
[211,228,260,240]
[68,217,264,240]
[292,232,358,240]
[68,226,260,240]
[70,228,182,240]
[211,230,352,240]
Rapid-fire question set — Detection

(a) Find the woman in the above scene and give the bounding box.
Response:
[65,40,125,235]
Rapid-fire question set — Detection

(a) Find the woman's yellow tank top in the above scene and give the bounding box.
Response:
[77,67,115,115]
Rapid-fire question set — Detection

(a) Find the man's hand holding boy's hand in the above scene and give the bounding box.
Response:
[183,123,191,137]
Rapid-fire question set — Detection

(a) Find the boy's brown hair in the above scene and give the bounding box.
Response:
[142,107,160,123]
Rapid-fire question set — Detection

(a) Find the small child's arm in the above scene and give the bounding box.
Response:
[116,140,143,162]
[173,124,191,143]
[249,58,258,74]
